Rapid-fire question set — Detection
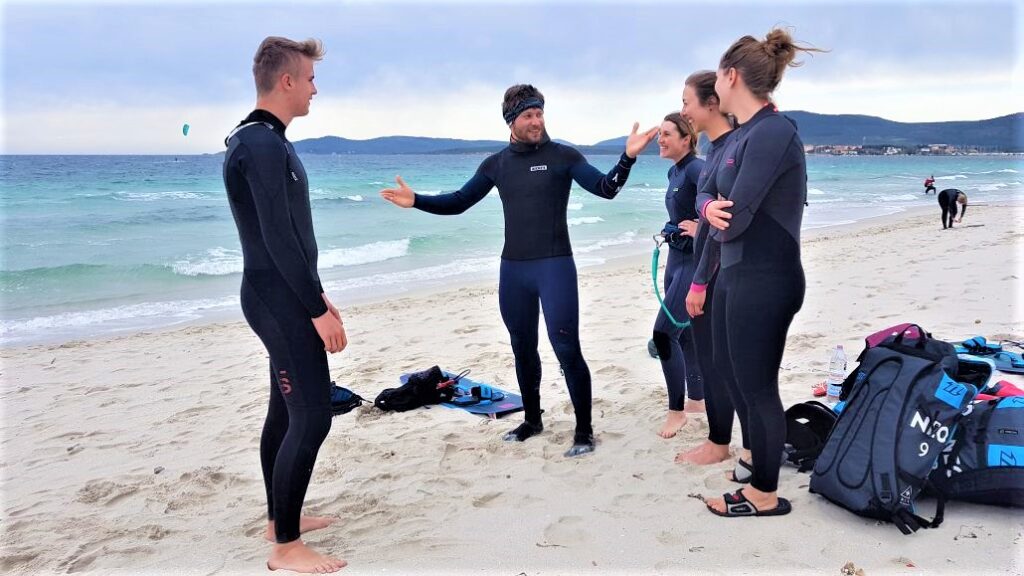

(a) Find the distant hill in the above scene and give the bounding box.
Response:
[291,112,1022,154]
[595,112,1023,151]
[292,135,506,155]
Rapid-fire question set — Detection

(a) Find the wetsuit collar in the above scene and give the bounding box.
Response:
[710,130,733,148]
[509,132,551,153]
[674,151,697,170]
[736,103,776,131]
[242,109,287,137]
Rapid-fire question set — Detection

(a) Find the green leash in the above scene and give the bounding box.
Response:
[652,235,691,329]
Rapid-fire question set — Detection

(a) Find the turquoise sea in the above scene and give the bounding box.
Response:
[1,153,1021,345]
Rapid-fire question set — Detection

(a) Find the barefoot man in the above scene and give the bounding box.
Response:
[223,36,347,573]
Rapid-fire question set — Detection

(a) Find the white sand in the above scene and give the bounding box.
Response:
[2,205,1022,575]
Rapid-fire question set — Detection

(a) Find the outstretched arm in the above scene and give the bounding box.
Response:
[380,169,494,215]
[569,122,658,199]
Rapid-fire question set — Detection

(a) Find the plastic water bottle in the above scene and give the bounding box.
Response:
[825,345,848,404]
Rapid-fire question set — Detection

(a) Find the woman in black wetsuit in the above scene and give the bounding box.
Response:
[674,70,744,468]
[700,29,822,518]
[652,112,705,439]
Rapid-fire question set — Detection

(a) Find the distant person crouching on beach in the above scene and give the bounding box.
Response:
[938,188,968,229]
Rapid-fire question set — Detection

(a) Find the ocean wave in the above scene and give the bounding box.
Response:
[935,174,968,180]
[345,195,364,202]
[1,263,175,291]
[0,296,238,342]
[998,169,1019,174]
[567,217,604,227]
[169,239,412,277]
[576,231,638,254]
[568,202,584,210]
[808,188,827,195]
[318,239,410,268]
[114,190,203,201]
[881,194,919,202]
[976,183,1008,192]
[172,247,243,276]
[323,256,497,293]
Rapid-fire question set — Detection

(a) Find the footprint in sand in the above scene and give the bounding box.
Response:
[471,491,503,508]
[76,480,139,506]
[542,515,590,546]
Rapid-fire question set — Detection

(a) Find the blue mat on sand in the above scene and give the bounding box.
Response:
[398,371,524,418]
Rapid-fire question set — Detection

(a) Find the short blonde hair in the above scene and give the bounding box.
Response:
[253,37,324,95]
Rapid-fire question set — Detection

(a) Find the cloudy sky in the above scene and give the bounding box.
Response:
[1,0,1020,154]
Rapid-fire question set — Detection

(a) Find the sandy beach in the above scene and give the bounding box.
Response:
[2,204,1022,575]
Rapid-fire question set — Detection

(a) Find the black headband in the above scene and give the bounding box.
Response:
[503,97,544,125]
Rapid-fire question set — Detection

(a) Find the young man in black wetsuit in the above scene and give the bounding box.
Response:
[381,85,657,457]
[223,37,347,574]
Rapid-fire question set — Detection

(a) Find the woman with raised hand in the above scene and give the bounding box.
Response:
[699,29,822,518]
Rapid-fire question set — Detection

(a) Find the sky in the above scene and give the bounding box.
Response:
[1,0,1021,154]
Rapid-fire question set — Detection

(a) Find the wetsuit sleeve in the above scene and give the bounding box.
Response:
[716,120,799,242]
[695,162,720,219]
[239,141,328,318]
[413,163,495,215]
[691,223,720,292]
[566,148,636,199]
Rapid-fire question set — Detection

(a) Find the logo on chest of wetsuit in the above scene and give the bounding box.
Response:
[290,171,299,181]
[530,165,548,172]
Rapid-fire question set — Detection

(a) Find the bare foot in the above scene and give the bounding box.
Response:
[675,440,731,464]
[706,485,779,515]
[684,399,706,414]
[658,410,688,438]
[268,540,346,573]
[266,516,336,542]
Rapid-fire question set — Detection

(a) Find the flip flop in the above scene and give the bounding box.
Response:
[811,381,827,397]
[727,458,754,483]
[706,489,792,518]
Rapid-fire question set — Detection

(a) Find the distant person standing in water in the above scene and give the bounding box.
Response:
[937,188,968,229]
[924,175,936,194]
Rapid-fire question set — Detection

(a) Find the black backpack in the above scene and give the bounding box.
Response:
[374,366,456,412]
[929,395,1024,507]
[783,401,838,472]
[841,323,959,399]
[810,326,977,534]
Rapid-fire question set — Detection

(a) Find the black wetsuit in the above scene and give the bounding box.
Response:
[223,109,332,543]
[413,134,636,444]
[690,130,747,448]
[700,105,807,493]
[653,152,704,410]
[937,188,966,229]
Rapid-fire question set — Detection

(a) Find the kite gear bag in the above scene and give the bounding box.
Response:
[810,325,977,534]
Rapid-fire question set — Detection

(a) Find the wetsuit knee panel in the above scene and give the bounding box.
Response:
[652,330,674,360]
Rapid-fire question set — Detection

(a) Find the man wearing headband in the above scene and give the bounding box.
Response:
[381,84,657,457]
